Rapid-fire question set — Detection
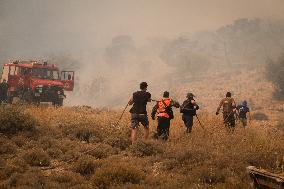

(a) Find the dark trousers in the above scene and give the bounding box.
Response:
[155,116,170,140]
[223,112,235,127]
[0,95,7,104]
[182,114,193,133]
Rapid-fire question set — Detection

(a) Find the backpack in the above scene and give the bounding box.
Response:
[223,98,233,113]
[161,100,174,119]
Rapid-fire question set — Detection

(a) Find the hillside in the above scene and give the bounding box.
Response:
[0,80,283,189]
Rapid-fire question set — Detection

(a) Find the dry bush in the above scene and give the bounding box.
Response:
[11,135,27,147]
[70,125,103,143]
[38,137,63,159]
[46,147,64,159]
[166,147,211,167]
[0,158,5,167]
[92,162,145,189]
[276,121,284,131]
[188,165,227,185]
[0,138,17,155]
[39,136,58,150]
[48,171,87,188]
[0,157,29,181]
[73,156,99,176]
[266,55,284,99]
[0,106,282,188]
[7,169,46,188]
[130,140,164,157]
[23,148,51,167]
[0,105,37,135]
[242,129,284,170]
[106,136,130,150]
[61,149,81,162]
[252,112,268,120]
[87,143,118,159]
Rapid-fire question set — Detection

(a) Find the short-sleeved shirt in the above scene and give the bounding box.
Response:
[129,91,151,114]
[237,105,250,119]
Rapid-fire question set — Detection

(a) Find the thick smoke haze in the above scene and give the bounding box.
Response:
[1,0,284,107]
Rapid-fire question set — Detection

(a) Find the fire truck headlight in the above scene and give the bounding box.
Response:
[36,85,43,93]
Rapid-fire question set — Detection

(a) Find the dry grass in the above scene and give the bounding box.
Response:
[0,103,283,189]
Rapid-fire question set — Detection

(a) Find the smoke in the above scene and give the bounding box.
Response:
[1,0,284,107]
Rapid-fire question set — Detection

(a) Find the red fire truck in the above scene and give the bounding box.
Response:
[0,60,74,106]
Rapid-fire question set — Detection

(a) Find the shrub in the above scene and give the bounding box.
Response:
[167,147,210,166]
[0,157,29,180]
[49,171,86,187]
[106,136,130,150]
[87,144,118,159]
[252,112,268,120]
[8,169,46,188]
[276,121,284,131]
[92,162,145,189]
[0,105,37,135]
[0,139,17,155]
[23,148,51,167]
[73,156,99,176]
[12,135,27,147]
[130,140,163,157]
[46,147,63,159]
[72,125,103,143]
[190,166,227,185]
[39,136,57,150]
[266,55,284,99]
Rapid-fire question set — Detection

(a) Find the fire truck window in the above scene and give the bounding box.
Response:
[62,72,73,80]
[1,66,9,81]
[10,66,16,75]
[20,68,30,75]
[15,67,19,74]
[52,71,59,80]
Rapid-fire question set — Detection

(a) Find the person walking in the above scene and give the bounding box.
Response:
[236,100,251,128]
[0,79,9,104]
[151,91,180,140]
[180,92,199,133]
[216,92,237,131]
[128,82,151,145]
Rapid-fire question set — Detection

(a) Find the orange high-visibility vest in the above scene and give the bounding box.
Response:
[157,98,171,118]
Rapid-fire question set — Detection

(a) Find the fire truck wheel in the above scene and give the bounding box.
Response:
[23,91,34,103]
[7,96,13,104]
[53,99,63,107]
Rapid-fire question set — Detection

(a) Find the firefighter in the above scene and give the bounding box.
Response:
[180,92,199,133]
[236,100,251,128]
[0,79,9,104]
[151,91,180,140]
[128,82,151,145]
[216,92,237,131]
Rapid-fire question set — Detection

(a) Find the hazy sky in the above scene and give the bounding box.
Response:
[1,0,284,56]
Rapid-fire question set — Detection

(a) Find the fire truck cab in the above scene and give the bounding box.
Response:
[0,60,74,106]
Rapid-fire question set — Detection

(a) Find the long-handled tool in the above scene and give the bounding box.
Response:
[114,102,129,127]
[195,114,205,130]
[151,99,159,103]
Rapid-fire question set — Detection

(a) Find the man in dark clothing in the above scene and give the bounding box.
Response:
[0,79,9,104]
[151,91,180,140]
[180,92,199,133]
[216,92,237,131]
[128,82,151,144]
[236,100,251,128]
